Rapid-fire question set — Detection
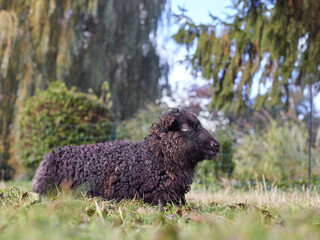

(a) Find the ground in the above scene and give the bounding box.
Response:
[0,181,319,240]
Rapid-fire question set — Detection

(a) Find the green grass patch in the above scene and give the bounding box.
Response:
[0,182,319,240]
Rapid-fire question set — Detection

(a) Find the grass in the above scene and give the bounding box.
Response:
[0,181,319,240]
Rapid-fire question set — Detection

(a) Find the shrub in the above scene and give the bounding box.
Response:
[214,126,236,177]
[233,120,318,183]
[15,82,115,177]
[116,104,165,141]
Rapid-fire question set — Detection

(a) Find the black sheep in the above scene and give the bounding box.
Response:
[32,108,219,204]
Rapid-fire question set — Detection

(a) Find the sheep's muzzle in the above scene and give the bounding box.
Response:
[201,129,220,160]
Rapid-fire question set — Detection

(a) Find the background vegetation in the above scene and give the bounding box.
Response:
[0,0,168,178]
[14,82,115,177]
[173,0,320,112]
[0,0,320,238]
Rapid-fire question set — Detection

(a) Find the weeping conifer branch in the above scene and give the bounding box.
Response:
[173,0,320,113]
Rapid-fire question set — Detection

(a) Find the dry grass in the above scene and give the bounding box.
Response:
[187,186,320,208]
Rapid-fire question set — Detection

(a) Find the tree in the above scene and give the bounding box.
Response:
[173,0,320,113]
[0,0,168,178]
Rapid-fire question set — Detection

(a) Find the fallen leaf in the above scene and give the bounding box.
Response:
[186,213,203,223]
[85,207,96,217]
[21,192,29,200]
[210,201,220,207]
[227,203,272,223]
[175,207,193,216]
[186,213,220,223]
[136,207,147,214]
[21,192,40,207]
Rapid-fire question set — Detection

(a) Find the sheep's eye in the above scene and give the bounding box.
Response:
[181,124,189,132]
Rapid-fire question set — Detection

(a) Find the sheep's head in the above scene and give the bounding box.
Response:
[149,108,219,167]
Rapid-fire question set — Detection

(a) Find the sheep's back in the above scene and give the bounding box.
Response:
[102,141,167,201]
[53,140,142,197]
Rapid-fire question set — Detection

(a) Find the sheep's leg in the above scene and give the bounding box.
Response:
[148,191,186,206]
[32,151,62,194]
[58,175,74,192]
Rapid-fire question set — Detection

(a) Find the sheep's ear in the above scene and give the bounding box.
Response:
[161,114,176,131]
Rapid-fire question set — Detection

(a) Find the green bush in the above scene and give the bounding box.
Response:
[233,120,318,183]
[214,126,236,177]
[15,82,115,177]
[117,104,165,141]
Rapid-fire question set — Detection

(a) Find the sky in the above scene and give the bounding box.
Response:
[170,0,231,24]
[162,0,320,111]
[159,0,232,106]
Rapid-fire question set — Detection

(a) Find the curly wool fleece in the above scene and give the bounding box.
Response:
[32,108,220,204]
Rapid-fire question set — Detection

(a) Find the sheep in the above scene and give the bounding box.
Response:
[32,108,220,205]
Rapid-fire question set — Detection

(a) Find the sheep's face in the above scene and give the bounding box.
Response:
[150,108,219,166]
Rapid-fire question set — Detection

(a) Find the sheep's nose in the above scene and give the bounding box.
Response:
[210,141,219,150]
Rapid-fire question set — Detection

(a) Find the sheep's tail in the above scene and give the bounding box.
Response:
[32,151,58,194]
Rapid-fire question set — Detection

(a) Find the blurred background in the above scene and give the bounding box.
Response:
[0,0,319,188]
